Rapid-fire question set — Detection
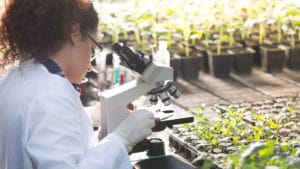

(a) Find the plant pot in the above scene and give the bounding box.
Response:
[180,55,202,81]
[245,40,261,66]
[197,42,243,73]
[170,57,182,81]
[196,47,208,72]
[231,48,255,74]
[260,45,285,73]
[264,38,290,47]
[207,49,234,78]
[286,46,300,70]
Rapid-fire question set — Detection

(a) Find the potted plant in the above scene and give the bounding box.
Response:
[280,30,300,70]
[175,21,202,81]
[260,44,285,73]
[241,0,269,66]
[207,27,234,78]
[226,14,256,74]
[258,17,285,73]
[282,9,300,70]
[231,47,255,74]
[195,18,214,72]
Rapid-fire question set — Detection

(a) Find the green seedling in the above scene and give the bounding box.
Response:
[177,23,192,58]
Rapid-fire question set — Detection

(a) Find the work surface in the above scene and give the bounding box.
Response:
[173,68,300,110]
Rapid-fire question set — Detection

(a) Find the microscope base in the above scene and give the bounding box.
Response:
[130,129,196,169]
[133,155,196,169]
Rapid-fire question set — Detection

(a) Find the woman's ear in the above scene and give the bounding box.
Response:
[70,23,81,45]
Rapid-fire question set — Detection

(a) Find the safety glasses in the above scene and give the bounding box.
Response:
[86,34,103,63]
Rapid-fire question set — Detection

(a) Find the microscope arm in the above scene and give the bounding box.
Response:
[99,79,158,139]
[98,50,174,140]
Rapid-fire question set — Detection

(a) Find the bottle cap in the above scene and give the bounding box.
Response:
[158,40,168,50]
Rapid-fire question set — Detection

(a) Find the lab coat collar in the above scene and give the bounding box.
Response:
[41,58,81,93]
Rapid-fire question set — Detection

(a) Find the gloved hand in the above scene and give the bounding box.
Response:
[112,108,155,152]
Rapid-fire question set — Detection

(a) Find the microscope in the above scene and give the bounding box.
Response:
[99,43,195,169]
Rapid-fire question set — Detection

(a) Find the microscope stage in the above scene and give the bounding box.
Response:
[152,104,194,128]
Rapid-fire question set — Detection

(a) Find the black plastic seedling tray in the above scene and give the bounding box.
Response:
[169,133,223,169]
[169,132,199,160]
[169,96,300,169]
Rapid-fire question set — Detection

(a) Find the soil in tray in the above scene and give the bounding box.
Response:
[169,96,300,169]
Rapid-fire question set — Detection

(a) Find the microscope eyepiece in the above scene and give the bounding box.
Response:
[111,43,151,74]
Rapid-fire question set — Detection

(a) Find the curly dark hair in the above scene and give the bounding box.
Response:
[0,0,99,66]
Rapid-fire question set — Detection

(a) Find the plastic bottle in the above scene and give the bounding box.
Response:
[154,38,170,67]
[97,49,108,91]
[113,53,120,85]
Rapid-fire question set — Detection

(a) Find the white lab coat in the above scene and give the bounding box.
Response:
[0,60,131,169]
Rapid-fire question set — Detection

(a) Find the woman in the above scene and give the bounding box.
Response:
[0,1,155,169]
[0,57,5,82]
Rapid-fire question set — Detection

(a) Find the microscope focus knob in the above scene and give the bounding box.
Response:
[147,138,165,157]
